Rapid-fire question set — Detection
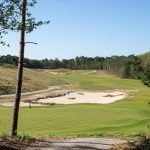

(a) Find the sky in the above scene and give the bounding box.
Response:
[0,0,150,59]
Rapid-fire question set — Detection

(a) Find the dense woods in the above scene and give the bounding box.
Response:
[0,53,148,80]
[140,52,150,87]
[1,53,150,86]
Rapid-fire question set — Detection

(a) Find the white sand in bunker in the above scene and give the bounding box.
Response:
[37,91,127,104]
[1,90,127,107]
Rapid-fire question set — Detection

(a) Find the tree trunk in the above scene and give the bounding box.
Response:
[11,0,27,137]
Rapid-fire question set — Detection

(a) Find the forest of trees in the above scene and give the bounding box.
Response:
[0,54,146,79]
[140,52,150,87]
[1,53,150,87]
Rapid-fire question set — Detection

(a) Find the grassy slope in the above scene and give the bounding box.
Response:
[0,70,150,137]
[0,64,66,94]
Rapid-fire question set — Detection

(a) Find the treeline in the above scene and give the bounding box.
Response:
[140,52,150,87]
[0,54,143,79]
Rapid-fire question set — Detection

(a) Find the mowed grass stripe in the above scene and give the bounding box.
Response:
[1,104,149,136]
[16,108,142,127]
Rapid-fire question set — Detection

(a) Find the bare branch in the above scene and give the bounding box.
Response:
[25,42,38,45]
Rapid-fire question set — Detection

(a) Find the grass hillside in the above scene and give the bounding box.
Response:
[0,69,150,138]
[0,64,66,95]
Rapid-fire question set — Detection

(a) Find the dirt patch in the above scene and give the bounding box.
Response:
[0,137,127,150]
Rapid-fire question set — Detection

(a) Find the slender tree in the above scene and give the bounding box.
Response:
[0,0,49,137]
[11,0,27,137]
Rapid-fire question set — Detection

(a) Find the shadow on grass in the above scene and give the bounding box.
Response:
[0,145,17,150]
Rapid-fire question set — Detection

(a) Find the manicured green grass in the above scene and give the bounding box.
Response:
[0,103,149,137]
[0,69,150,137]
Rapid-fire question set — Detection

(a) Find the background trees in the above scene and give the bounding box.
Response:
[0,54,144,80]
[140,52,150,87]
[2,52,150,88]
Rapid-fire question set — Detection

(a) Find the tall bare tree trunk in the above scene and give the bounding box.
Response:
[11,0,27,137]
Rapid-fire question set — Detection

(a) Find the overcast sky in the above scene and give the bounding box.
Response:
[0,0,150,59]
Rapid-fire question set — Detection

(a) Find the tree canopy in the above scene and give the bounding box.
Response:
[0,54,143,79]
[0,0,49,46]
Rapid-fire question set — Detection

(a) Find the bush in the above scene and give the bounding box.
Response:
[141,71,150,87]
[126,133,150,150]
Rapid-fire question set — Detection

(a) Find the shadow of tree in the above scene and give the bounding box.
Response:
[0,146,17,150]
[127,134,150,150]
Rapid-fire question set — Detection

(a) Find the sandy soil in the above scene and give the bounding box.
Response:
[0,90,127,107]
[37,91,127,104]
[0,137,127,150]
[26,138,127,150]
[1,102,43,107]
[50,72,59,75]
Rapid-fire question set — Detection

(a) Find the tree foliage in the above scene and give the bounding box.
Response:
[140,52,150,87]
[0,0,49,46]
[1,0,50,137]
[0,54,143,79]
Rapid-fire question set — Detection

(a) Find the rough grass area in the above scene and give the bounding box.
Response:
[0,65,67,94]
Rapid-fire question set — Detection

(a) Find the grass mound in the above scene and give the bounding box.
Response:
[0,66,67,94]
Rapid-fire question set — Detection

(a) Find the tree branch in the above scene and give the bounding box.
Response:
[25,42,38,45]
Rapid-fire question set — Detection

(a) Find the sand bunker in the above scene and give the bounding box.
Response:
[37,91,127,104]
[50,72,58,75]
[1,91,127,107]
